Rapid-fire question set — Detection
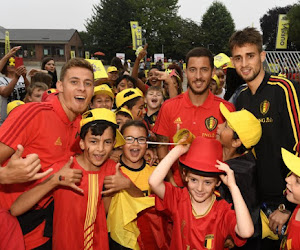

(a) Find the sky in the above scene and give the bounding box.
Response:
[0,0,298,32]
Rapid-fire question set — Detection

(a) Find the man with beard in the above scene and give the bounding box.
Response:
[230,27,300,249]
[152,47,235,186]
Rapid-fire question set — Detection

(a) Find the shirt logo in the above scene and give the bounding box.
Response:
[204,234,214,249]
[55,137,62,146]
[174,117,182,124]
[260,100,270,115]
[205,116,218,131]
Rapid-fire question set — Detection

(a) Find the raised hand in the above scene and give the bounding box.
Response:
[215,160,236,188]
[137,43,148,60]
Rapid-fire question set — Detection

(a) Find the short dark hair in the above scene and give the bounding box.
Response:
[233,131,248,154]
[229,27,263,54]
[116,75,136,88]
[185,47,214,69]
[60,58,94,81]
[31,72,53,88]
[80,121,116,140]
[122,96,143,110]
[120,120,148,136]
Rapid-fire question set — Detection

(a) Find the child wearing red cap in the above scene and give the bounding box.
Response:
[149,136,254,249]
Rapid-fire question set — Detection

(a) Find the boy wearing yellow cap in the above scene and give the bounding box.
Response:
[280,148,300,249]
[217,102,262,248]
[149,136,254,249]
[10,108,142,250]
[90,84,114,110]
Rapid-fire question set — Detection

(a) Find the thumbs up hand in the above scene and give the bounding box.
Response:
[54,157,83,193]
[102,163,131,196]
[1,144,53,184]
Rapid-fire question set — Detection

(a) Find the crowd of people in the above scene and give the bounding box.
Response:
[0,27,299,250]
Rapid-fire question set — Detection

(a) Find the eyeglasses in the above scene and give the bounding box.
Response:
[124,136,147,144]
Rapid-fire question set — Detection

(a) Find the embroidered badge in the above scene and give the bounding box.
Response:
[205,116,218,131]
[260,100,270,115]
[204,234,214,249]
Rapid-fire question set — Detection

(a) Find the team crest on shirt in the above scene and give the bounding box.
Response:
[204,234,214,249]
[260,100,270,115]
[174,117,183,124]
[205,116,218,131]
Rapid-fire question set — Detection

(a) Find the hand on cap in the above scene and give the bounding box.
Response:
[215,160,236,188]
[1,144,53,184]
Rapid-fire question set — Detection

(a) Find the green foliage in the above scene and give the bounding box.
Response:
[200,1,235,55]
[260,5,293,50]
[288,2,300,49]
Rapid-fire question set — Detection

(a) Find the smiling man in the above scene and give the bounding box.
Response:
[153,47,235,186]
[230,27,300,249]
[0,58,94,249]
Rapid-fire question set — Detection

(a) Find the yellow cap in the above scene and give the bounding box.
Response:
[107,66,118,73]
[7,100,25,115]
[115,88,144,108]
[220,102,262,149]
[80,108,125,148]
[94,84,114,100]
[212,75,220,88]
[223,60,235,69]
[260,210,279,240]
[282,148,300,177]
[115,107,134,119]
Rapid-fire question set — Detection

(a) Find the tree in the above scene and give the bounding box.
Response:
[200,1,235,55]
[288,2,300,49]
[260,5,293,50]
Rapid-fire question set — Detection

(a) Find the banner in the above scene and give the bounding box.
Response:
[85,59,108,79]
[85,51,90,59]
[130,21,138,50]
[276,14,289,49]
[136,26,143,47]
[70,50,76,58]
[5,31,10,54]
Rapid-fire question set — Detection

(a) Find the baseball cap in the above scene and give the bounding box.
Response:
[115,88,144,108]
[80,108,125,148]
[107,66,118,73]
[179,137,224,175]
[212,75,220,88]
[115,107,134,119]
[7,100,25,115]
[94,84,114,100]
[282,148,300,177]
[220,102,262,149]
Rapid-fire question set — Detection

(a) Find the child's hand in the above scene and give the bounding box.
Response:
[55,157,83,193]
[102,163,130,196]
[215,160,236,189]
[144,148,159,166]
[137,44,148,60]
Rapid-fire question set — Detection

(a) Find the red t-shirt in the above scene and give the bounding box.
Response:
[0,96,81,249]
[0,208,25,250]
[152,90,235,185]
[280,205,300,250]
[52,157,116,250]
[155,182,246,250]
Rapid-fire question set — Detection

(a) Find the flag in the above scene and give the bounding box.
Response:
[5,31,10,54]
[130,21,139,50]
[85,59,108,79]
[70,50,76,58]
[276,14,289,49]
[136,26,143,47]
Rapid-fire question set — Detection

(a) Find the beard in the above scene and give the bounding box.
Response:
[187,81,210,96]
[238,66,261,83]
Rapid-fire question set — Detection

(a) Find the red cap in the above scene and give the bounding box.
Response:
[179,137,224,174]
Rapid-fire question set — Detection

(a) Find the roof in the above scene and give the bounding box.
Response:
[0,28,78,44]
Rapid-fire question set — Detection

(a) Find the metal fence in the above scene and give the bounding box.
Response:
[264,51,300,82]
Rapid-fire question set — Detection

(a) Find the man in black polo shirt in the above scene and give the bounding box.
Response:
[229,27,300,249]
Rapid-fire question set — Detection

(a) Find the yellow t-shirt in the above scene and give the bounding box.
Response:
[120,159,155,196]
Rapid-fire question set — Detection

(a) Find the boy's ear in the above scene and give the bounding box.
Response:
[56,80,63,93]
[79,139,85,151]
[232,138,242,149]
[216,179,222,187]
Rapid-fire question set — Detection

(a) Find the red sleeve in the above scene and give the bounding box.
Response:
[224,100,236,112]
[152,102,171,138]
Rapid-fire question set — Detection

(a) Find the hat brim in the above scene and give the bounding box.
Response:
[94,90,114,100]
[179,161,225,176]
[282,148,300,177]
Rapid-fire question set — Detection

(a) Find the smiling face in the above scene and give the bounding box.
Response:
[90,94,113,110]
[79,127,115,170]
[56,67,94,121]
[148,68,162,87]
[121,125,147,168]
[285,172,300,204]
[145,90,163,110]
[231,43,266,84]
[44,60,55,73]
[186,172,220,205]
[186,57,214,96]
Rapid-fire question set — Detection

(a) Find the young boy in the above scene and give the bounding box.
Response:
[149,136,254,249]
[24,82,48,103]
[10,108,142,250]
[90,84,114,110]
[217,102,262,248]
[280,148,300,249]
